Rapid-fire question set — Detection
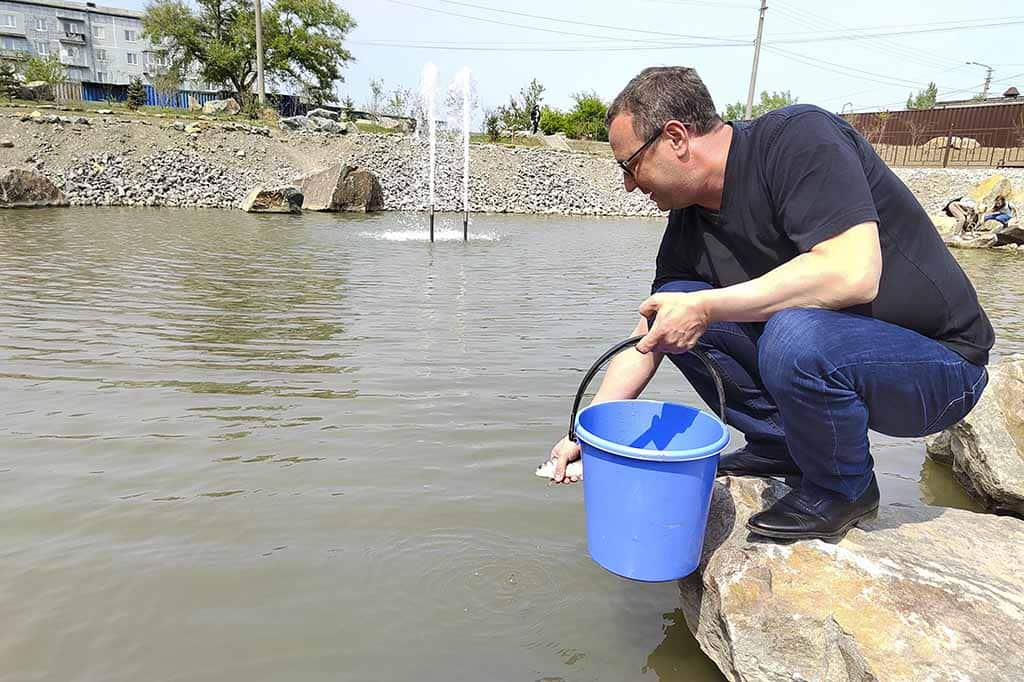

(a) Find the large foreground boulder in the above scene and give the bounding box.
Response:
[995,220,1024,246]
[927,355,1024,516]
[201,98,240,115]
[295,163,383,212]
[18,81,53,101]
[239,186,303,214]
[967,174,1015,211]
[0,168,67,208]
[681,476,1024,682]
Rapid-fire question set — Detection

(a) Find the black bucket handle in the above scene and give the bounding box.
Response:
[567,336,728,443]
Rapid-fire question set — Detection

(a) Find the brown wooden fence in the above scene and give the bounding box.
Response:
[842,103,1024,168]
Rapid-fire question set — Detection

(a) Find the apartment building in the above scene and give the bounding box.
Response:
[0,0,209,88]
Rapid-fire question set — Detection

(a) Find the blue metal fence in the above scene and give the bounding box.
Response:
[78,81,304,116]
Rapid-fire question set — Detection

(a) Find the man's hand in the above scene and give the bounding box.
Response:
[636,292,710,355]
[548,435,582,484]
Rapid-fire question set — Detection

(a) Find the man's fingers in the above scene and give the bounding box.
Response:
[635,327,660,354]
[638,295,661,318]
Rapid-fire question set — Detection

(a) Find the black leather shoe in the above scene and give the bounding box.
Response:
[717,446,802,478]
[746,475,880,541]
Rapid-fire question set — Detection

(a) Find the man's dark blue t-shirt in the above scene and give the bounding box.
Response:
[652,104,994,366]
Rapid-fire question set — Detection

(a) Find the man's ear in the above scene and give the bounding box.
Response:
[664,120,690,157]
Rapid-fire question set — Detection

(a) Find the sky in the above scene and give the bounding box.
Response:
[101,0,1024,118]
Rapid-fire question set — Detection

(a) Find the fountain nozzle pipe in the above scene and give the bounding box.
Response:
[429,205,435,242]
[463,210,468,241]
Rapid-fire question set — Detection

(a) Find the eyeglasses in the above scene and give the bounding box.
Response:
[615,123,692,180]
[617,131,662,180]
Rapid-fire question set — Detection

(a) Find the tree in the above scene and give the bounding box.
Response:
[149,65,182,107]
[494,78,546,138]
[367,77,384,114]
[142,0,355,104]
[906,82,937,110]
[538,105,566,135]
[483,107,501,142]
[0,62,19,100]
[723,90,797,121]
[22,54,64,91]
[875,110,892,144]
[384,86,412,117]
[565,90,608,140]
[127,76,146,109]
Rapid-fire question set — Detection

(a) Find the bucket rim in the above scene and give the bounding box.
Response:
[575,399,729,462]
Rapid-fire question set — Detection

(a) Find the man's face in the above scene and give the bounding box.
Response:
[608,113,692,211]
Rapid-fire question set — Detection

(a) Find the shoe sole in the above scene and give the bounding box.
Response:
[744,505,880,541]
[717,470,802,480]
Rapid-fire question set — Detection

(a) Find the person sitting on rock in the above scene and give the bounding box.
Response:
[943,196,979,235]
[545,66,994,542]
[983,195,1014,227]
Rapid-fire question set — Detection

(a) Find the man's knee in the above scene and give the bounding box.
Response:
[655,280,713,295]
[757,308,835,390]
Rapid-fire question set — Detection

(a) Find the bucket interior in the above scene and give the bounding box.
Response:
[576,400,728,461]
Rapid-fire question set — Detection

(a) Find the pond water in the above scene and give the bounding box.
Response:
[1,209,1020,681]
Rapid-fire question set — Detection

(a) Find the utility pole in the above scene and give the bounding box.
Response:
[254,0,266,106]
[744,0,768,120]
[966,61,993,100]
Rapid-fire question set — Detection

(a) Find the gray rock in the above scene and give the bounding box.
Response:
[239,185,304,214]
[995,221,1024,246]
[0,139,12,148]
[202,98,240,115]
[681,476,1024,682]
[19,81,53,102]
[280,116,310,131]
[96,109,113,115]
[306,107,340,121]
[309,117,347,135]
[944,232,998,249]
[295,163,383,212]
[0,167,68,208]
[930,355,1024,515]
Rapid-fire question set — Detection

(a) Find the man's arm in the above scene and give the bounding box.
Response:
[637,222,881,354]
[549,317,664,483]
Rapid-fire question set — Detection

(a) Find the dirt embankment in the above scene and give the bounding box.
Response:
[1,106,1022,215]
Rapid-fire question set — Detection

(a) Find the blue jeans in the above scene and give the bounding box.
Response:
[656,281,989,500]
[983,212,1012,226]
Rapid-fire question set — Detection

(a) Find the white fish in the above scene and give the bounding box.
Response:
[535,458,583,480]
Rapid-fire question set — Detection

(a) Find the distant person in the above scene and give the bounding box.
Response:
[530,103,541,135]
[544,66,994,543]
[942,196,979,235]
[983,195,1015,226]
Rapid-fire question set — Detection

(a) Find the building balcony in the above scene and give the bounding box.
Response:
[0,47,29,60]
[60,32,87,44]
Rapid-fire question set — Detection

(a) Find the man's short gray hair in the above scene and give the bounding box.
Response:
[606,67,722,139]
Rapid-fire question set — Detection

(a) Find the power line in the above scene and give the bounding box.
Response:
[764,45,959,91]
[350,39,746,52]
[381,0,746,44]
[430,0,741,42]
[768,2,958,71]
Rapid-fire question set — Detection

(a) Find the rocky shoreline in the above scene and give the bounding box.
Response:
[2,108,1024,219]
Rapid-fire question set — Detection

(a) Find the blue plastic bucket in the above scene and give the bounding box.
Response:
[575,399,729,582]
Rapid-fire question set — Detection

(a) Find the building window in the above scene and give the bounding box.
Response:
[34,40,48,55]
[62,21,82,34]
[95,48,107,61]
[2,37,17,50]
[92,25,105,39]
[126,51,138,65]
[96,71,107,83]
[1,14,15,28]
[61,45,79,61]
[34,18,47,31]
[124,29,138,42]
